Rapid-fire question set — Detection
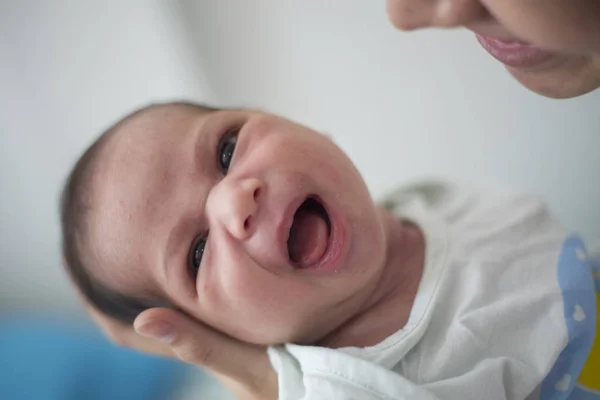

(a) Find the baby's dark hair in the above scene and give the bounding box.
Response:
[60,101,219,324]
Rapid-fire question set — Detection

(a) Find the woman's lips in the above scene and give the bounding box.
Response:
[475,34,557,70]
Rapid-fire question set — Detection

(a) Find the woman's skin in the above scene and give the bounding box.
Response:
[386,0,600,98]
[87,2,600,400]
[86,302,278,400]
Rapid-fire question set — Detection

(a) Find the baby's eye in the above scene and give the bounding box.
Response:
[218,132,238,173]
[189,236,207,278]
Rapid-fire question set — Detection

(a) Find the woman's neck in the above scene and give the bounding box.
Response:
[319,208,425,349]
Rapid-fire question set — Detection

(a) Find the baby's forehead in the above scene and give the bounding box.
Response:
[87,106,202,294]
[99,105,206,185]
[110,105,196,150]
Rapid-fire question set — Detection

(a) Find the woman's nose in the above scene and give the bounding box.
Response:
[386,0,489,30]
[207,177,263,240]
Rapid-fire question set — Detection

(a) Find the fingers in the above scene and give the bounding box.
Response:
[134,308,277,398]
[83,298,174,357]
[83,300,277,398]
[105,324,174,358]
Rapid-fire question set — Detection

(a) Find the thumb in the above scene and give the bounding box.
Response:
[134,308,277,398]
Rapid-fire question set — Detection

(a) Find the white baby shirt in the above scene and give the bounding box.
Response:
[267,181,598,400]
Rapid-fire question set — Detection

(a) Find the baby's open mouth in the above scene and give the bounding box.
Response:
[287,197,331,268]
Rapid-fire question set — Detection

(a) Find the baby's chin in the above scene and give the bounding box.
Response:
[221,313,342,347]
[234,326,327,348]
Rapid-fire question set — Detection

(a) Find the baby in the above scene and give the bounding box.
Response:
[60,102,599,399]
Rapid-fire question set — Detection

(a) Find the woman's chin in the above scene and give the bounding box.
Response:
[506,55,600,99]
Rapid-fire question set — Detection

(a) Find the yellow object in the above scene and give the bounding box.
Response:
[578,291,600,390]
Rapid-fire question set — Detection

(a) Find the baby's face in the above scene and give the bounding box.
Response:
[90,106,387,345]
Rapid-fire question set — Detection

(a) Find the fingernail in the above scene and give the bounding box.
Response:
[135,321,175,343]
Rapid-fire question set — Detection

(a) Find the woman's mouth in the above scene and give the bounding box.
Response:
[287,197,331,269]
[475,34,559,70]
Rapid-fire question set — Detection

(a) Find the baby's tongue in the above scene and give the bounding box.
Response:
[288,207,329,268]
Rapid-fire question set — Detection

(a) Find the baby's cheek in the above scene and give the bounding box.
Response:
[204,255,319,342]
[229,274,316,330]
[235,273,312,312]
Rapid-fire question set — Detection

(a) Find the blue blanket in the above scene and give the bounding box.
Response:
[0,314,187,400]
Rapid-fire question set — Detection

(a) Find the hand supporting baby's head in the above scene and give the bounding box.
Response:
[61,102,391,346]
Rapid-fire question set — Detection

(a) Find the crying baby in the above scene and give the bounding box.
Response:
[61,102,599,399]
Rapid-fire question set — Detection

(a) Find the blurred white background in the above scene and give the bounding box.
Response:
[1,0,599,398]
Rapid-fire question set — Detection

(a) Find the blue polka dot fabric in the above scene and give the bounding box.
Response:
[539,235,599,399]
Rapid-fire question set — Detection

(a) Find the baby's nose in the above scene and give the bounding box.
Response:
[209,177,263,240]
[386,0,488,30]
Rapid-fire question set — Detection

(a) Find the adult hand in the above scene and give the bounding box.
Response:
[87,303,278,400]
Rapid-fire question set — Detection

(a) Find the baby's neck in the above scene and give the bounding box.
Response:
[318,208,425,349]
